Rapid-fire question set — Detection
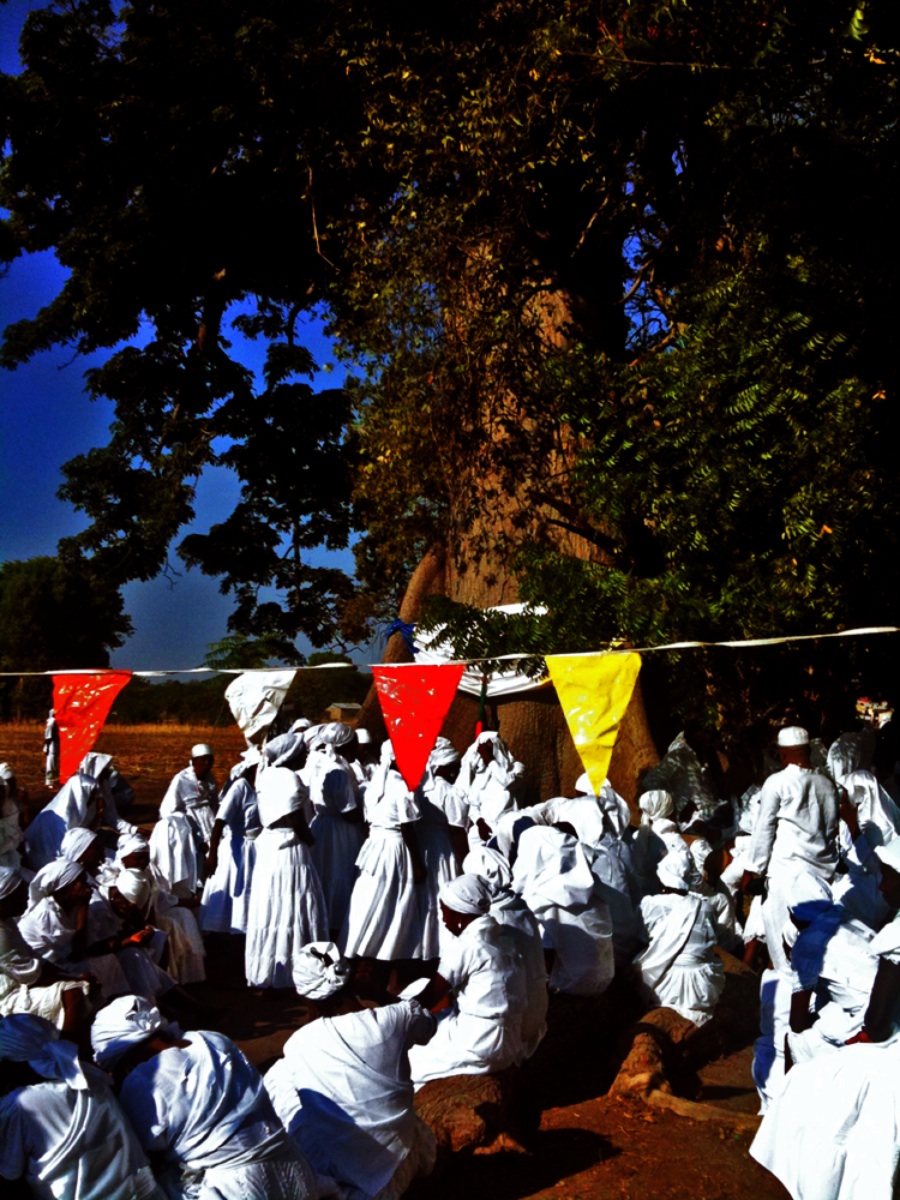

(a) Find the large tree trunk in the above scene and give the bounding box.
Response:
[358,543,658,805]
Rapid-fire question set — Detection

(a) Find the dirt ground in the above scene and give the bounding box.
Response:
[0,723,789,1200]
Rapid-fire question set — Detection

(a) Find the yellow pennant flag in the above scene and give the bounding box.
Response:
[545,651,642,794]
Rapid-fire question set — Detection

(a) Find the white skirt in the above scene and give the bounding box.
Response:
[309,813,364,936]
[245,828,328,988]
[342,830,426,960]
[201,827,257,934]
[417,822,459,960]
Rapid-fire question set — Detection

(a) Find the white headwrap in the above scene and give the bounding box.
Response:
[116,832,150,862]
[689,838,714,879]
[291,718,312,733]
[0,762,14,782]
[462,845,513,896]
[312,722,354,749]
[257,766,307,827]
[79,752,113,782]
[639,789,675,825]
[302,724,324,746]
[29,860,84,906]
[0,1014,87,1090]
[60,827,99,863]
[292,941,349,999]
[826,733,863,787]
[657,846,692,890]
[0,864,24,900]
[439,873,492,916]
[429,737,461,770]
[91,994,167,1068]
[113,869,151,909]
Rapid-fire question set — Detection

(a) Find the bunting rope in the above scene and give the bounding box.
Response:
[0,624,897,677]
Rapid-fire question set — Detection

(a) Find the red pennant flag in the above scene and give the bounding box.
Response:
[372,663,465,791]
[52,671,133,783]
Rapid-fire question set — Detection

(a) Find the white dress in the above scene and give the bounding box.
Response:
[408,912,527,1087]
[343,773,426,961]
[417,777,468,959]
[245,826,329,989]
[200,778,260,934]
[306,754,365,936]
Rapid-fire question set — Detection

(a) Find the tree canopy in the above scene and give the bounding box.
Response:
[2,0,898,736]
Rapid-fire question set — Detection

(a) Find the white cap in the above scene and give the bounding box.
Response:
[355,729,372,745]
[777,726,809,747]
[191,743,214,759]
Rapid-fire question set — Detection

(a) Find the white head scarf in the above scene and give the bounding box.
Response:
[657,846,692,890]
[292,941,349,999]
[462,845,513,896]
[116,832,150,863]
[91,994,167,1068]
[29,860,84,906]
[639,789,675,825]
[256,766,307,827]
[311,722,354,750]
[439,874,492,916]
[429,737,461,770]
[113,869,151,910]
[0,865,24,900]
[0,762,15,782]
[0,1014,87,1090]
[60,827,99,863]
[79,752,113,783]
[826,733,864,787]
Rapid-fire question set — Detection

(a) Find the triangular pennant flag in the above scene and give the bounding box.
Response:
[372,663,465,791]
[545,652,641,794]
[52,671,133,783]
[225,670,298,744]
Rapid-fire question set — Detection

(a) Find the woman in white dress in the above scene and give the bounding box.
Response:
[417,738,469,960]
[305,748,365,939]
[200,759,261,935]
[342,743,427,967]
[245,767,328,990]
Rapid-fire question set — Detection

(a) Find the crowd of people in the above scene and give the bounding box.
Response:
[1,711,899,1199]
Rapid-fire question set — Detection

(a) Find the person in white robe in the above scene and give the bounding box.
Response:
[512,823,615,996]
[743,725,840,972]
[407,874,526,1087]
[245,766,328,990]
[265,953,436,1200]
[116,833,206,984]
[93,995,317,1200]
[688,838,742,955]
[24,773,101,873]
[463,845,547,1060]
[156,744,219,887]
[304,742,365,939]
[417,739,468,960]
[343,743,428,965]
[458,732,523,849]
[200,757,261,935]
[630,789,687,898]
[42,709,60,789]
[0,866,91,1029]
[0,1013,165,1200]
[633,847,725,1026]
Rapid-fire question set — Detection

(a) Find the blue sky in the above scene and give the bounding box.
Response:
[0,1,364,671]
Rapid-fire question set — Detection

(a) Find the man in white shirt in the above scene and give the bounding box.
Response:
[743,726,839,970]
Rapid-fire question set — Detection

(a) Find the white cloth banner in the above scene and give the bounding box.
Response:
[413,604,549,699]
[224,670,297,743]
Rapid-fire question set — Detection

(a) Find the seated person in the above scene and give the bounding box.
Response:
[633,847,725,1026]
[407,874,527,1087]
[0,1013,164,1199]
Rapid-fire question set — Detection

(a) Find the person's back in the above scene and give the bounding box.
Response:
[750,763,839,875]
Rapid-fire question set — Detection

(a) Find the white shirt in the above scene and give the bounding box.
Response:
[747,764,839,877]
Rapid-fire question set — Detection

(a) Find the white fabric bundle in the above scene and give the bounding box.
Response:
[639,790,675,825]
[292,941,348,999]
[114,869,152,909]
[91,994,167,1068]
[0,1013,87,1089]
